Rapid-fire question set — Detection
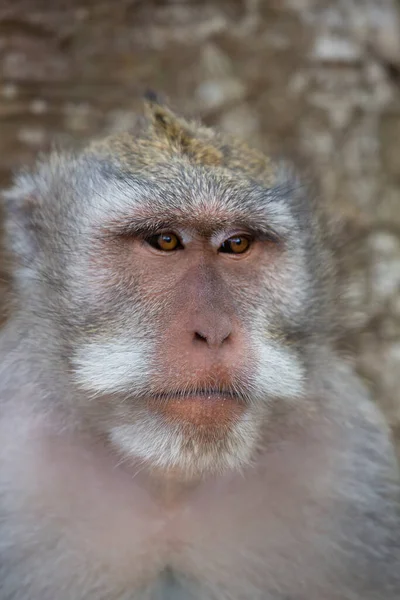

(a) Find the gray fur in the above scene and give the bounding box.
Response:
[0,111,399,599]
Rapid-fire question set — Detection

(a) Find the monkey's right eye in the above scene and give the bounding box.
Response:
[146,233,183,252]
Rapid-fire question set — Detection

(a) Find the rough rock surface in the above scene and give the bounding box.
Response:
[1,0,400,444]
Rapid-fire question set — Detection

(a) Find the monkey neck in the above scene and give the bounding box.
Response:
[146,467,206,503]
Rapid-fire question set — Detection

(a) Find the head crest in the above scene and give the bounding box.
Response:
[144,99,223,166]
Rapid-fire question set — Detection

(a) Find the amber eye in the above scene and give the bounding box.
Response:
[147,232,182,252]
[219,236,251,255]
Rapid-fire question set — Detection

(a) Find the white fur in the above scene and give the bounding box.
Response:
[254,341,306,400]
[72,338,149,394]
[110,409,261,476]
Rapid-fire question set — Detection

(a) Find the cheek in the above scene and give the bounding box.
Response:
[241,302,307,402]
[261,252,311,322]
[252,340,306,401]
[76,241,164,332]
[86,243,142,300]
[71,245,184,395]
[86,239,184,310]
[72,337,152,395]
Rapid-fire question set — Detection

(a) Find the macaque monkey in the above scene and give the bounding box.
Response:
[0,100,399,600]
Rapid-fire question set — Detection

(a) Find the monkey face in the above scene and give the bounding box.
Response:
[50,157,329,479]
[6,121,333,479]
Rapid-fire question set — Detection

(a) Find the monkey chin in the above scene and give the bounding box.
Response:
[109,396,259,481]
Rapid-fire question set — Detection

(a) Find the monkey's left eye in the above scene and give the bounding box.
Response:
[146,233,183,252]
[219,236,251,255]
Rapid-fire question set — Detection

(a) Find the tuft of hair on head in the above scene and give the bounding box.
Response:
[88,96,276,186]
[143,97,223,167]
[141,97,276,184]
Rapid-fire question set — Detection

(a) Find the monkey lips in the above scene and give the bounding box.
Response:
[147,391,246,428]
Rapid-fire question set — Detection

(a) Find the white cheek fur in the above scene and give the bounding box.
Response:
[72,338,150,395]
[72,336,305,402]
[253,342,306,401]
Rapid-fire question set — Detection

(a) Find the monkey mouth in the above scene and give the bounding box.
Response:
[146,389,247,427]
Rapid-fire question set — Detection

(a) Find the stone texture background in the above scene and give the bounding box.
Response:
[1,0,400,443]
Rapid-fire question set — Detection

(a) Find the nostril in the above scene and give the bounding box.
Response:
[194,331,208,343]
[193,329,231,347]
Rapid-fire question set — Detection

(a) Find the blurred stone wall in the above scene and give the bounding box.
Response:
[1,0,400,440]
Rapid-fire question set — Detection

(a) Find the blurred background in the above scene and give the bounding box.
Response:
[1,0,400,447]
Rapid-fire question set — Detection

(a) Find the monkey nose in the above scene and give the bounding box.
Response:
[192,319,232,349]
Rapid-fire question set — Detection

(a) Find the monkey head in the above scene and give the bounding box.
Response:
[4,102,335,479]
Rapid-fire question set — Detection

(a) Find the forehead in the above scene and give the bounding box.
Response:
[82,158,295,238]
